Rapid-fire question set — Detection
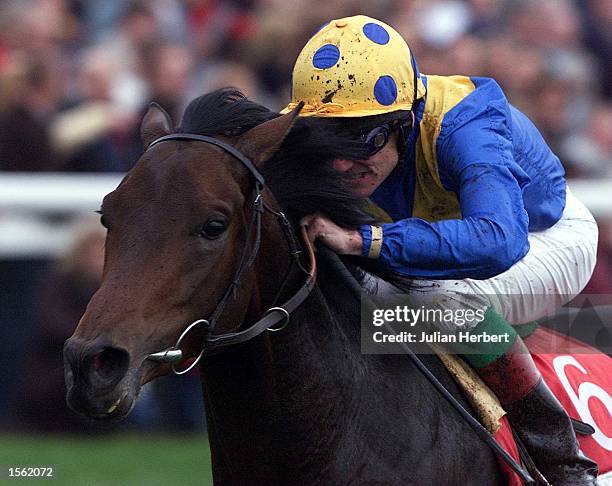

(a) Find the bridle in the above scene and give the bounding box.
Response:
[143,133,317,374]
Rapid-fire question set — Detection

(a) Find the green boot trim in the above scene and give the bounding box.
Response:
[514,321,538,338]
[450,307,518,368]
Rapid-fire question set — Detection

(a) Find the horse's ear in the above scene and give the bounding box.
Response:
[236,102,304,167]
[141,102,172,148]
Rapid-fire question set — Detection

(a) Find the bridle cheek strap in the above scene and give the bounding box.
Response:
[205,225,316,350]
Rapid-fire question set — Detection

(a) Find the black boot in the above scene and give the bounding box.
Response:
[458,310,599,485]
[506,379,599,485]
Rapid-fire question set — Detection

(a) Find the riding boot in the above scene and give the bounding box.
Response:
[476,337,598,485]
[459,309,598,485]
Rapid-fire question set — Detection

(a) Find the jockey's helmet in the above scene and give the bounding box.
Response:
[281,15,426,118]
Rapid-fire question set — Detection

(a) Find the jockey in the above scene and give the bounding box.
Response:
[282,15,599,484]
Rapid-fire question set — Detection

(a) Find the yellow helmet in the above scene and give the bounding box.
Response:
[281,15,426,117]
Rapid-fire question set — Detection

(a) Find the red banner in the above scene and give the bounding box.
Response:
[525,327,612,475]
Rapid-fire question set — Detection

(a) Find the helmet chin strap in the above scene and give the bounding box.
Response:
[394,43,421,167]
[394,110,415,167]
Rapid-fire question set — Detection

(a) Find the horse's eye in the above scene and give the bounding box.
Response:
[200,219,227,239]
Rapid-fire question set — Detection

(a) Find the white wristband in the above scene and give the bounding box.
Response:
[368,225,383,259]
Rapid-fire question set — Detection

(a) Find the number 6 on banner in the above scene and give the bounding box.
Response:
[553,355,612,451]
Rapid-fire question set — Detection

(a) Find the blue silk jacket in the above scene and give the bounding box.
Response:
[360,75,566,279]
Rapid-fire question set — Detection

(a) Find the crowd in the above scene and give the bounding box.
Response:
[0,0,611,433]
[0,0,610,176]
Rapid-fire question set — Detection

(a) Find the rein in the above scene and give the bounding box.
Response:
[317,246,534,484]
[145,133,316,373]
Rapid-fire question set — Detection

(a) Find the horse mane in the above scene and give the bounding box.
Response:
[179,88,375,229]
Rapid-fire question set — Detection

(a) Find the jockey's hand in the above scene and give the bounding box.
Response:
[301,214,363,255]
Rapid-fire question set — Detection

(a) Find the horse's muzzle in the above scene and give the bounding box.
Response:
[63,337,133,418]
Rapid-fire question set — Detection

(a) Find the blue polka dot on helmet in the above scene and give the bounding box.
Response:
[312,44,340,69]
[363,22,390,45]
[374,76,398,105]
[282,15,426,117]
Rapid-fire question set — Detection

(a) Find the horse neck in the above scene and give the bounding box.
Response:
[198,213,504,484]
[199,218,365,481]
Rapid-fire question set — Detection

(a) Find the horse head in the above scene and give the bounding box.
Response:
[63,100,302,420]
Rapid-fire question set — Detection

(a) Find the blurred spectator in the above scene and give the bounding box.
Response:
[194,60,262,104]
[576,0,612,99]
[186,0,257,62]
[0,0,80,59]
[486,38,544,112]
[50,40,149,172]
[0,55,64,171]
[562,102,612,178]
[416,1,472,50]
[506,0,581,51]
[466,0,504,36]
[11,219,107,433]
[530,76,573,155]
[76,0,127,41]
[50,47,139,171]
[142,42,194,121]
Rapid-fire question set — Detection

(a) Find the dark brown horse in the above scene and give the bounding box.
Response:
[64,90,504,485]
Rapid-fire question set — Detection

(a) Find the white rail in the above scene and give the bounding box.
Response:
[0,173,123,212]
[0,173,610,258]
[0,173,123,257]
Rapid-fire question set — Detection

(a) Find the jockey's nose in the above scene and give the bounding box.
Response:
[332,158,355,172]
[63,337,130,393]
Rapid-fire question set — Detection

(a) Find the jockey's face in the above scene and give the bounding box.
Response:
[333,131,399,198]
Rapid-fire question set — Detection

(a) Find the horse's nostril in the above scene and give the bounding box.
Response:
[88,347,129,384]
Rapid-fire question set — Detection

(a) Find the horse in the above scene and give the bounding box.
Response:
[64,89,505,485]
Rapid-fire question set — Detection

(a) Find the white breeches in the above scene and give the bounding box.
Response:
[411,188,598,329]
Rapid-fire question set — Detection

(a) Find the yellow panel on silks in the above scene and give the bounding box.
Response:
[413,75,476,222]
[362,199,393,223]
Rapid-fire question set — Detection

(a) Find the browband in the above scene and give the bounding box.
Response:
[147,133,265,186]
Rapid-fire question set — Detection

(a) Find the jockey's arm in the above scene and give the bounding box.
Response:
[361,162,531,279]
[303,160,532,279]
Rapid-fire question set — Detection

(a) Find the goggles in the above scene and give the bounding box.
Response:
[361,124,393,157]
[358,118,411,157]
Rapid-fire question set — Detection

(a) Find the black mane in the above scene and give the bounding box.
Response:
[180,88,375,229]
